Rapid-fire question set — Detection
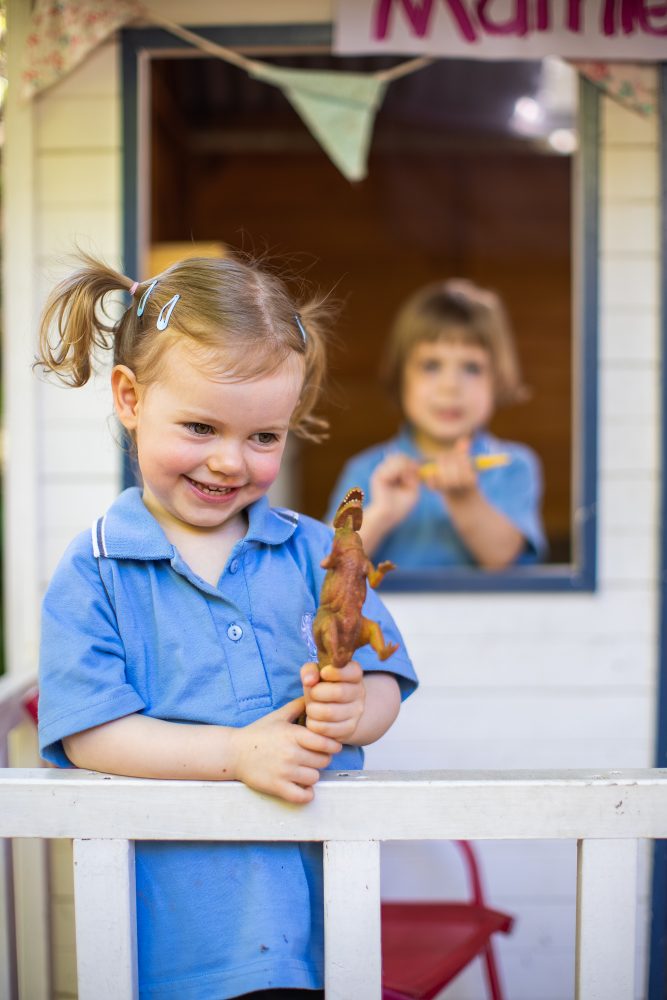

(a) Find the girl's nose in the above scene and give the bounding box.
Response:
[207,442,245,477]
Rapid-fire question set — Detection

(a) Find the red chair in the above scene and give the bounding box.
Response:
[382,841,514,1000]
[22,688,39,725]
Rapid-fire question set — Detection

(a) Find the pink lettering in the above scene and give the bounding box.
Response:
[477,0,529,35]
[535,0,550,29]
[602,0,617,33]
[373,0,478,42]
[374,0,435,38]
[634,0,667,35]
[621,0,636,32]
[567,0,585,30]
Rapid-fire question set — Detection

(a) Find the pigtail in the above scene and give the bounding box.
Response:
[36,253,135,387]
[290,294,334,443]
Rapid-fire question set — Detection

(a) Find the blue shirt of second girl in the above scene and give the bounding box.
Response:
[38,487,417,1000]
[326,427,546,570]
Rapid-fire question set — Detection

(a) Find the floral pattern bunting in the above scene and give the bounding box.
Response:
[22,0,141,99]
[572,61,657,117]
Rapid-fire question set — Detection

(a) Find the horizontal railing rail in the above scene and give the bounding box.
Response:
[1,767,666,1000]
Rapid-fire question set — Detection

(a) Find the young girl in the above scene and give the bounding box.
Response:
[326,279,546,571]
[36,252,417,1000]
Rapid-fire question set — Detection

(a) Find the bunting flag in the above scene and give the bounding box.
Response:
[248,62,389,182]
[572,61,657,117]
[22,0,141,100]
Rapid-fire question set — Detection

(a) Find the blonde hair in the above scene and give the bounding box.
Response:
[36,251,331,441]
[382,278,527,410]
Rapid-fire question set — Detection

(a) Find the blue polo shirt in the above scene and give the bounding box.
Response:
[326,427,546,570]
[38,487,417,999]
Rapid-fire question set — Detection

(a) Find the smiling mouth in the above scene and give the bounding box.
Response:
[186,476,239,496]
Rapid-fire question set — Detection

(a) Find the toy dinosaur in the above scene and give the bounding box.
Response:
[312,487,399,672]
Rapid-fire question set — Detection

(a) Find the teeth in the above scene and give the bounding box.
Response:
[192,479,232,494]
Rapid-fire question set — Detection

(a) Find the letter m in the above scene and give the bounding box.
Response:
[374,0,476,42]
[374,0,436,38]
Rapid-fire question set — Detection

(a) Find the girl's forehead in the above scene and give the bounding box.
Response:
[409,336,490,358]
[159,338,304,384]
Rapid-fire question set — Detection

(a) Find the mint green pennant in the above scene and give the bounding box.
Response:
[249,62,389,182]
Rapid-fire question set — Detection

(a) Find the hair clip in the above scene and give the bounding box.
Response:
[156,294,181,331]
[137,279,158,317]
[294,313,308,344]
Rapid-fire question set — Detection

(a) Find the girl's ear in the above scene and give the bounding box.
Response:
[111,365,141,431]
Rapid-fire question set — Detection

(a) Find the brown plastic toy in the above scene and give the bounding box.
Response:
[312,487,399,672]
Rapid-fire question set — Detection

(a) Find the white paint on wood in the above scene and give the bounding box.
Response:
[600,256,658,309]
[324,840,381,999]
[73,839,138,1000]
[3,0,40,682]
[601,148,659,201]
[575,839,638,1000]
[2,769,667,842]
[35,96,120,151]
[36,152,120,206]
[0,834,18,1000]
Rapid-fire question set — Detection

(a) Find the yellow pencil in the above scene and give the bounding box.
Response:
[419,453,511,478]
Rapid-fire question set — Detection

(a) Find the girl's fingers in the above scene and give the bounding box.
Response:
[318,661,363,684]
[309,681,363,705]
[306,717,357,741]
[300,662,320,689]
[296,726,342,756]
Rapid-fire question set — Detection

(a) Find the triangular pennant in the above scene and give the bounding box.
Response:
[22,0,141,99]
[249,62,389,182]
[572,61,657,117]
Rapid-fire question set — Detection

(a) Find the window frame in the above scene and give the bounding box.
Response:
[120,21,599,593]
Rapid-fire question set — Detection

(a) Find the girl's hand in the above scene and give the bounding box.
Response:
[231,697,342,805]
[421,438,479,499]
[301,660,366,743]
[368,453,421,527]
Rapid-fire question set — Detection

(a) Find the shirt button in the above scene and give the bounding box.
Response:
[227,623,243,642]
[229,559,239,574]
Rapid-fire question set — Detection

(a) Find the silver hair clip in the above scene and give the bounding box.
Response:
[137,279,158,317]
[156,294,181,331]
[294,313,308,344]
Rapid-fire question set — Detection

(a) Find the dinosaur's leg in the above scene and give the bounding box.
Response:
[313,615,339,671]
[367,560,396,589]
[358,617,399,661]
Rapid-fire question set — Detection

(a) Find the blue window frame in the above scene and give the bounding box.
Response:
[120,22,599,594]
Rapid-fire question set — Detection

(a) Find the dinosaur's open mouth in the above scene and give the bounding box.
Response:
[333,486,364,530]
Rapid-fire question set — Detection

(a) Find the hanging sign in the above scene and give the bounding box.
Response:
[334,0,667,59]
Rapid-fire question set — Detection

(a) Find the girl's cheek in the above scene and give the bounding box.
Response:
[254,454,283,489]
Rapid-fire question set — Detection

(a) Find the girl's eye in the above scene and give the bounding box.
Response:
[420,359,441,374]
[185,422,213,436]
[254,432,279,445]
[463,361,484,376]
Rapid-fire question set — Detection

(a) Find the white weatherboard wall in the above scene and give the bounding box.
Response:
[3,4,660,997]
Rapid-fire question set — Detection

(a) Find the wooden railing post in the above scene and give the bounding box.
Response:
[0,735,18,1000]
[73,839,138,1000]
[324,839,381,1000]
[575,838,639,1000]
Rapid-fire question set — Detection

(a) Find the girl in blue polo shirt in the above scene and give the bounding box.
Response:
[36,252,417,1000]
[326,279,546,571]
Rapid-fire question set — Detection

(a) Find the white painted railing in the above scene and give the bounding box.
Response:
[1,767,666,1000]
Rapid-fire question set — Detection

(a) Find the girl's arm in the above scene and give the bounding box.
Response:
[302,663,401,746]
[64,702,342,805]
[421,451,525,570]
[358,454,421,556]
[445,488,525,569]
